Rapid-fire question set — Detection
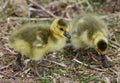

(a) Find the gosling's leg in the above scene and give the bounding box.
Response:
[34,61,40,76]
[101,55,111,68]
[30,60,41,77]
[13,53,22,71]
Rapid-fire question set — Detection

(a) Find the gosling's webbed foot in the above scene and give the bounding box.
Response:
[101,55,112,68]
[13,64,23,71]
[13,53,23,71]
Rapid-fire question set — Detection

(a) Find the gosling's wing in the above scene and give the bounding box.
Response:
[32,29,50,47]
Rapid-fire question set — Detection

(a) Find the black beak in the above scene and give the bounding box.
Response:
[64,32,71,39]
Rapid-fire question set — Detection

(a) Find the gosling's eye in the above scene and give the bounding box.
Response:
[60,28,64,31]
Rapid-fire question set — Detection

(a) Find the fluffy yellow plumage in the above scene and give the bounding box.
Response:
[9,18,71,61]
[69,13,111,67]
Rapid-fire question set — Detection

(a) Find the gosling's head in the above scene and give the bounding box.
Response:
[50,18,71,39]
[93,32,108,55]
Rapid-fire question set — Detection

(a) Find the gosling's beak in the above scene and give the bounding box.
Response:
[64,32,71,39]
[96,48,106,55]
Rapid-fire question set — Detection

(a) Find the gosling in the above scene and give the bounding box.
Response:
[9,18,71,61]
[69,13,111,68]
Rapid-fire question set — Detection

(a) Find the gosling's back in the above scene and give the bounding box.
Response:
[9,24,51,45]
[69,13,108,48]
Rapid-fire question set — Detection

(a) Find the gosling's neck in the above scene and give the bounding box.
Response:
[50,26,64,39]
[49,29,64,44]
[51,30,64,39]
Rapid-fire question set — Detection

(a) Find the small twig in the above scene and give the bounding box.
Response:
[74,51,79,59]
[29,7,43,12]
[70,52,79,70]
[13,72,20,77]
[73,58,106,72]
[0,72,15,79]
[22,68,31,74]
[8,17,54,21]
[105,56,113,62]
[91,56,98,62]
[115,28,120,33]
[0,62,13,70]
[109,68,120,83]
[7,17,70,23]
[2,0,9,10]
[85,0,93,12]
[109,43,119,49]
[4,44,17,55]
[28,0,57,18]
[0,7,2,11]
[109,40,120,47]
[104,77,111,83]
[43,59,67,67]
[100,13,120,19]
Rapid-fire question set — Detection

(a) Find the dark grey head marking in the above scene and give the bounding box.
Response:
[58,19,67,26]
[97,40,107,51]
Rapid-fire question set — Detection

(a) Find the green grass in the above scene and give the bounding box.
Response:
[80,76,102,83]
[38,76,52,83]
[115,32,120,44]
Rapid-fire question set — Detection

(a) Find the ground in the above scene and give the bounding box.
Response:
[0,0,120,83]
